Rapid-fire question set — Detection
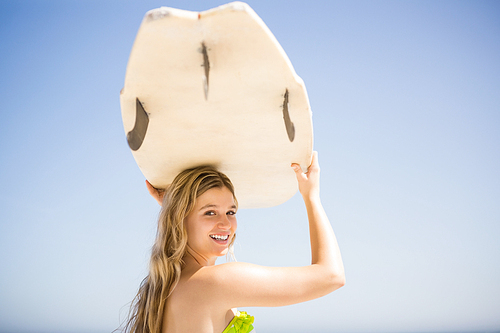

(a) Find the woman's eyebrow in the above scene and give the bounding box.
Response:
[199,204,237,211]
[199,204,218,211]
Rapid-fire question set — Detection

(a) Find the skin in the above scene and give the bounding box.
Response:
[148,152,345,333]
[183,186,237,266]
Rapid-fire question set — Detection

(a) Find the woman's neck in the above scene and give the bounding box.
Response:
[184,245,217,267]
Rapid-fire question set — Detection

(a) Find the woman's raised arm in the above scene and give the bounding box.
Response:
[195,152,345,309]
[293,151,345,289]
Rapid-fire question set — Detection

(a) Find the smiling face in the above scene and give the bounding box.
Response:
[184,186,237,264]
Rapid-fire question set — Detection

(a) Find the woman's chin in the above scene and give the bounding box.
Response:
[218,248,229,256]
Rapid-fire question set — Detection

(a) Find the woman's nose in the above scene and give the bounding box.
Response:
[218,215,231,229]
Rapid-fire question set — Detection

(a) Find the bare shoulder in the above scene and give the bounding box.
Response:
[170,264,247,306]
[190,262,259,287]
[177,263,256,306]
[176,263,246,297]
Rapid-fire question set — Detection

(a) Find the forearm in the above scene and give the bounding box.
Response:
[304,196,345,280]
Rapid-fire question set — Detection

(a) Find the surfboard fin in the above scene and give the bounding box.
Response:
[126,98,149,151]
[282,89,295,142]
[201,42,210,100]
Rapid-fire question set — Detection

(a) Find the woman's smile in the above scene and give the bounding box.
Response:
[210,234,230,242]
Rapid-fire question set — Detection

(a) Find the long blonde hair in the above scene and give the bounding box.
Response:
[122,166,237,333]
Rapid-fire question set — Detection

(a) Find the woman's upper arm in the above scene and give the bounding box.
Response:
[204,262,344,308]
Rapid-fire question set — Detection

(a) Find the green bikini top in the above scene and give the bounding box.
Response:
[222,311,254,333]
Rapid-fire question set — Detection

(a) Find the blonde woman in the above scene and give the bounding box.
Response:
[123,152,345,333]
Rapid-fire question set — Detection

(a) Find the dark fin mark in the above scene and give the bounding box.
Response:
[282,89,295,142]
[201,42,210,100]
[127,98,149,151]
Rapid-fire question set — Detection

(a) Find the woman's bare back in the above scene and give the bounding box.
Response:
[162,265,236,333]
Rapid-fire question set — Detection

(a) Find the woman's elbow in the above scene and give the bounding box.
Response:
[326,270,345,292]
[312,265,345,296]
[334,273,346,290]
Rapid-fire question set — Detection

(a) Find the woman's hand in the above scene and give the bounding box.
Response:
[291,151,320,200]
[146,180,165,206]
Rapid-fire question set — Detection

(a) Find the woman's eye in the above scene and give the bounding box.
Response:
[227,211,236,216]
[205,211,216,216]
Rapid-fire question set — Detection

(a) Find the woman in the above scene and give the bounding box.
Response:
[123,152,345,333]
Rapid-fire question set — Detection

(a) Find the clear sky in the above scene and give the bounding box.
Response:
[0,1,499,333]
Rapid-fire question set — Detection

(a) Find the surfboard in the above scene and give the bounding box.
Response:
[120,1,313,208]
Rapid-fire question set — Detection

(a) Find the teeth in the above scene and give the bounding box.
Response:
[210,235,229,241]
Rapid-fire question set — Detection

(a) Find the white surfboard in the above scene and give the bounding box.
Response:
[120,2,313,208]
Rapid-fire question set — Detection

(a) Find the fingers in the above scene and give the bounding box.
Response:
[311,151,319,167]
[291,163,301,173]
[291,151,319,176]
[145,180,165,206]
[291,152,321,199]
[146,180,156,196]
[307,151,320,174]
[291,163,306,182]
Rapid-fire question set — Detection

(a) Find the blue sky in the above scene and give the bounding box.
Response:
[0,1,499,332]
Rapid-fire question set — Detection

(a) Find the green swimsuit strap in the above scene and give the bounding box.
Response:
[221,311,254,333]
